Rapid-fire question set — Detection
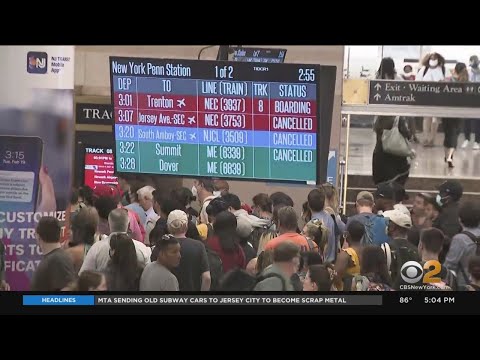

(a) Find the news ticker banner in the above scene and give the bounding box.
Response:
[23,295,382,306]
[4,293,474,315]
[0,46,75,290]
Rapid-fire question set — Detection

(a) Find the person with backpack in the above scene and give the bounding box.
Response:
[166,210,211,291]
[351,245,394,291]
[301,220,323,255]
[463,256,480,291]
[254,242,300,291]
[303,264,335,291]
[307,189,337,262]
[347,191,389,246]
[264,206,311,252]
[221,193,267,263]
[217,268,257,291]
[150,191,201,253]
[416,228,457,290]
[444,201,480,288]
[320,182,347,245]
[381,209,420,289]
[207,211,246,273]
[334,220,364,290]
[196,197,231,243]
[192,178,219,225]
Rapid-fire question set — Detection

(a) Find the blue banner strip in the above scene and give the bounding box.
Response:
[23,295,95,306]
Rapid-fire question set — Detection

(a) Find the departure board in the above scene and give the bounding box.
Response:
[110,57,335,184]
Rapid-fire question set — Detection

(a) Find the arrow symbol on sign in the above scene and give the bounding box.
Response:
[190,133,196,140]
[188,116,196,124]
[328,151,335,161]
[374,93,381,101]
[374,83,382,91]
[177,98,186,108]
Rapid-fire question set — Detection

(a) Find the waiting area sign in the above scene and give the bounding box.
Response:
[368,80,480,107]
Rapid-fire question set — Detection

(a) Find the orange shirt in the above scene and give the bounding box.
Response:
[264,233,310,252]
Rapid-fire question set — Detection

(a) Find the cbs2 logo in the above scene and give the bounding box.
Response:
[401,260,441,284]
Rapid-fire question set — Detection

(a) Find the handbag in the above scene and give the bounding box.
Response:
[381,116,413,157]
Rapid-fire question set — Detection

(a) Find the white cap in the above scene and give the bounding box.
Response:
[383,209,412,229]
[394,203,411,217]
[167,210,188,232]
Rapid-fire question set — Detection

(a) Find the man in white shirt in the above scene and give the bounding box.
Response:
[138,185,159,245]
[192,178,218,225]
[137,185,156,224]
[79,208,151,274]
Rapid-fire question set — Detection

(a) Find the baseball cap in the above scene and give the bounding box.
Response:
[375,181,408,202]
[438,180,463,201]
[383,209,412,229]
[167,210,188,231]
[394,203,411,216]
[356,191,374,202]
[167,210,188,225]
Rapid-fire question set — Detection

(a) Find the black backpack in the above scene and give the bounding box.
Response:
[462,231,480,255]
[381,241,420,289]
[254,272,287,291]
[205,246,223,290]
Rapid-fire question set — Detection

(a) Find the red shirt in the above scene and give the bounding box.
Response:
[208,236,246,272]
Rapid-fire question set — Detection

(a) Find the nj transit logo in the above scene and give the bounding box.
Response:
[27,51,48,74]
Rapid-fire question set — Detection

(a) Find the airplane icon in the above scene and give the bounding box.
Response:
[188,116,196,124]
[190,133,196,140]
[177,98,186,108]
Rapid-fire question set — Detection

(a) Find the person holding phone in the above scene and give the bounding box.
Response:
[0,135,57,214]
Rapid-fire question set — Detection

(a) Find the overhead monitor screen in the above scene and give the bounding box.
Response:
[229,47,287,63]
[110,57,335,184]
[83,146,118,188]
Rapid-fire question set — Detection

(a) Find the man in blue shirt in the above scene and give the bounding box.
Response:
[308,189,337,263]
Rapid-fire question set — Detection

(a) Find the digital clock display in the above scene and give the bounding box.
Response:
[4,151,25,161]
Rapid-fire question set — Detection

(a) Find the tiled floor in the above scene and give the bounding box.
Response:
[344,128,480,179]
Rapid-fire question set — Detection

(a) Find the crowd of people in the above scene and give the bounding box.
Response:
[5,173,479,292]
